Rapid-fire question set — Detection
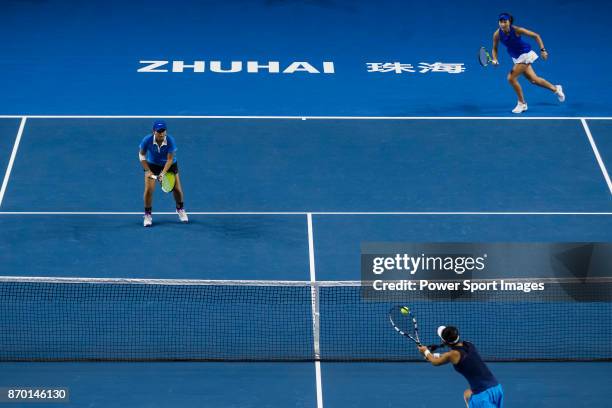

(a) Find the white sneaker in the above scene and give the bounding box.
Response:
[512,102,528,114]
[143,213,153,227]
[555,85,565,102]
[177,209,189,223]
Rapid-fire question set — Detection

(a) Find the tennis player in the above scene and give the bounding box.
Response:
[492,12,565,113]
[139,120,188,227]
[418,326,503,408]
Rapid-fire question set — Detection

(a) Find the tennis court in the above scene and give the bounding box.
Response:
[2,1,612,407]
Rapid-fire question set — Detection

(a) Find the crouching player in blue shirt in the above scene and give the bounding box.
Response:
[139,120,188,227]
[419,326,503,408]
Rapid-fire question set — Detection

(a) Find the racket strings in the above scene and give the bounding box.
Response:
[389,306,421,344]
[479,47,491,66]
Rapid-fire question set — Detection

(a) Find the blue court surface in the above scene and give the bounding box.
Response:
[2,1,612,407]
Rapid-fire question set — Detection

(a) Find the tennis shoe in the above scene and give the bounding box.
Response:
[555,85,565,102]
[512,102,528,114]
[177,209,189,223]
[143,213,153,227]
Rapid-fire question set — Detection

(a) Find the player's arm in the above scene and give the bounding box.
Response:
[514,26,548,58]
[139,149,153,176]
[491,30,500,65]
[159,152,175,178]
[418,346,460,366]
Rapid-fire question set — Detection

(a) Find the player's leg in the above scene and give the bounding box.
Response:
[173,174,184,205]
[172,171,188,223]
[463,389,472,408]
[507,63,528,103]
[523,65,565,102]
[522,65,556,91]
[508,64,529,113]
[144,173,157,207]
[143,170,157,227]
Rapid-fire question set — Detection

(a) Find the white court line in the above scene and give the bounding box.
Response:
[1,211,611,215]
[0,115,611,120]
[314,360,323,408]
[307,213,320,358]
[307,213,323,408]
[581,119,612,195]
[0,117,27,208]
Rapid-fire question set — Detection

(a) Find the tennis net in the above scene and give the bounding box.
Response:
[0,276,611,361]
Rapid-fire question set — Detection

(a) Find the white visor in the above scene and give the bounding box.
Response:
[437,325,460,344]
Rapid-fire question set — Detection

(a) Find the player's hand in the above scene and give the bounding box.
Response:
[145,170,154,179]
[541,50,548,60]
[492,59,499,67]
[417,345,428,354]
[158,172,165,182]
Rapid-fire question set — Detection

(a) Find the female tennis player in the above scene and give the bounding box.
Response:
[138,120,188,227]
[492,12,565,113]
[419,326,503,408]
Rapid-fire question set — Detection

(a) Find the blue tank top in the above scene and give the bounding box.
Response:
[498,27,531,58]
[451,342,499,394]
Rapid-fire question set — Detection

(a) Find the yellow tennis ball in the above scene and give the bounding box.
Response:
[400,306,409,315]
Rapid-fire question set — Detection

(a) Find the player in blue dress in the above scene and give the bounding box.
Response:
[419,326,504,408]
[492,13,565,113]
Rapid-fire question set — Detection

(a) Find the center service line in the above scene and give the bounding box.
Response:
[307,213,324,408]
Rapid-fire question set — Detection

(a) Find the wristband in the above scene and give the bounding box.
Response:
[424,349,432,358]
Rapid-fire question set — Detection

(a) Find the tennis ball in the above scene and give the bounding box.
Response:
[400,306,409,315]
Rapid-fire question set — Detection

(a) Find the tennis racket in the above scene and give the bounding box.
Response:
[478,46,493,67]
[388,305,422,346]
[149,172,176,193]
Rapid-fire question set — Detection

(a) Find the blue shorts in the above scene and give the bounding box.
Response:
[469,384,504,408]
